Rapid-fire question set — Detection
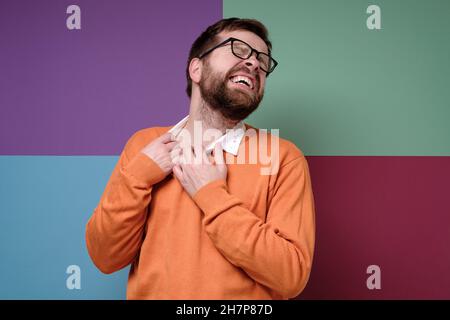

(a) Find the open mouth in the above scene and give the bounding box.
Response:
[229,75,254,91]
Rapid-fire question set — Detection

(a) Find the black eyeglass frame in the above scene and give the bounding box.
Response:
[197,37,278,75]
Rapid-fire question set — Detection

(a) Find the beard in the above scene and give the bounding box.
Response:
[198,62,264,121]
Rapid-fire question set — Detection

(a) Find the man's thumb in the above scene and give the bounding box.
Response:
[213,143,225,165]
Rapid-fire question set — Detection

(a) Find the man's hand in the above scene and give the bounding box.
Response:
[172,144,227,197]
[140,132,178,175]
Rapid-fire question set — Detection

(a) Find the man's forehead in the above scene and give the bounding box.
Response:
[218,30,269,54]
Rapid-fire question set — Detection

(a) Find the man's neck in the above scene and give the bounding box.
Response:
[182,101,239,148]
[176,100,239,147]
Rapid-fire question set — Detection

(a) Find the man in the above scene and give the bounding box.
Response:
[86,17,315,299]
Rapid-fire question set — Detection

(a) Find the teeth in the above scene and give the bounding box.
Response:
[230,75,253,89]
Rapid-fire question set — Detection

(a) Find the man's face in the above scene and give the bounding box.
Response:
[198,30,269,121]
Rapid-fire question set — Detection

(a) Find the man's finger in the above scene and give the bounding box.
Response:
[201,149,211,165]
[207,153,215,165]
[165,141,178,150]
[158,132,175,143]
[190,145,205,165]
[213,143,225,165]
[172,165,183,181]
[171,153,184,165]
[170,146,182,158]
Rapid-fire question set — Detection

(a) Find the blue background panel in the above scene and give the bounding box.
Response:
[0,156,127,299]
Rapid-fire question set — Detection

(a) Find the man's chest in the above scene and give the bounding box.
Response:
[149,164,272,221]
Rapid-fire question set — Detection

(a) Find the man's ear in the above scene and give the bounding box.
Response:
[189,58,202,84]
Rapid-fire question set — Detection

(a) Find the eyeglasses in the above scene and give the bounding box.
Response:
[198,37,278,75]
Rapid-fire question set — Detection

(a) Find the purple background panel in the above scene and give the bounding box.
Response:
[0,0,222,155]
[299,156,450,299]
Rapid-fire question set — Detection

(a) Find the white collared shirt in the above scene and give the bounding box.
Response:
[168,115,246,156]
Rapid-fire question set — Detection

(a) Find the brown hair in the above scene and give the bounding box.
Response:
[185,17,272,97]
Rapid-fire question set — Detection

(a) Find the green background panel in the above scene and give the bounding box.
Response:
[224,0,450,155]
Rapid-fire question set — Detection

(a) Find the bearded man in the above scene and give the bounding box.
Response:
[86,17,315,300]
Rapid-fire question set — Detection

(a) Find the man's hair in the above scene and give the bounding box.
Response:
[185,17,272,98]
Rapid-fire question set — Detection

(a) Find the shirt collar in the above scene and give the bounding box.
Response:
[168,115,245,156]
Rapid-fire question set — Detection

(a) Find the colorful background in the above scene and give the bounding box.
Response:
[1,0,449,299]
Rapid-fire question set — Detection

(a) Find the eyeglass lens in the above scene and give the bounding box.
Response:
[232,40,272,72]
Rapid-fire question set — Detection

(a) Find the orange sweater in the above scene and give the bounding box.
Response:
[86,125,315,299]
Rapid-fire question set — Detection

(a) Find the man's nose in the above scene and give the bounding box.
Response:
[244,52,260,72]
